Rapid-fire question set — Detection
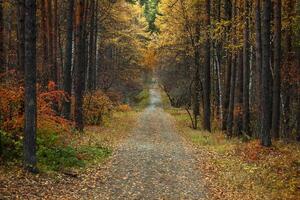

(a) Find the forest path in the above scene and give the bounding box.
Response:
[95,83,207,199]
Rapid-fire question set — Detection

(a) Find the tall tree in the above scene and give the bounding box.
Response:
[40,0,49,84]
[74,0,86,131]
[227,55,236,135]
[24,0,37,172]
[254,0,262,136]
[192,1,201,129]
[271,0,281,139]
[0,0,4,73]
[53,0,58,85]
[236,51,243,135]
[87,0,96,91]
[62,0,74,119]
[242,0,250,135]
[222,0,232,130]
[46,0,55,83]
[226,0,236,136]
[261,0,272,146]
[203,0,211,132]
[17,0,25,74]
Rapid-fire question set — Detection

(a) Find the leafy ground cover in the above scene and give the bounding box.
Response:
[168,108,300,200]
[0,110,139,199]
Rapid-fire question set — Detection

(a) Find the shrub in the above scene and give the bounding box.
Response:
[116,104,132,112]
[84,91,113,125]
[0,80,71,162]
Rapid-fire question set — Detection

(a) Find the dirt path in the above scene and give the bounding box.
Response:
[94,84,207,200]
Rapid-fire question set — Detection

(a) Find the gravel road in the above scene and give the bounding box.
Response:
[95,84,207,200]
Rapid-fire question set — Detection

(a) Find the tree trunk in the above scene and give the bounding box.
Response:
[236,51,243,135]
[227,55,236,136]
[53,0,58,85]
[41,0,48,84]
[62,0,74,119]
[242,0,250,135]
[46,0,55,83]
[255,0,262,135]
[222,0,232,131]
[74,0,86,131]
[0,0,4,73]
[24,0,37,172]
[16,0,25,74]
[191,2,201,129]
[203,0,211,132]
[87,0,95,91]
[93,0,98,90]
[261,0,272,146]
[0,0,2,154]
[282,0,293,139]
[271,0,281,139]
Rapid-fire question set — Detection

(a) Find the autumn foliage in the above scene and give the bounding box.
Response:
[0,80,71,137]
[83,91,113,125]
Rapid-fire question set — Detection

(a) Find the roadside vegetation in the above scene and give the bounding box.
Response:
[166,106,300,200]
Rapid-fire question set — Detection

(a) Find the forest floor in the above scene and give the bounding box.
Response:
[166,109,300,200]
[0,110,140,199]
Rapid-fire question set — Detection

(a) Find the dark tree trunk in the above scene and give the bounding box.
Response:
[53,0,58,85]
[222,0,232,131]
[215,0,222,122]
[203,0,211,132]
[282,0,293,139]
[261,0,272,146]
[24,0,37,172]
[0,0,2,154]
[17,0,25,74]
[271,0,281,139]
[191,3,201,130]
[46,0,55,83]
[296,2,300,141]
[74,0,86,131]
[93,0,98,89]
[236,51,243,135]
[227,55,236,136]
[255,0,263,136]
[0,0,4,73]
[242,0,250,135]
[41,0,48,84]
[87,0,95,91]
[62,0,74,119]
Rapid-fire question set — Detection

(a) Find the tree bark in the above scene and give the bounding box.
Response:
[236,51,243,135]
[203,0,211,132]
[24,0,37,172]
[16,0,25,74]
[0,0,4,73]
[46,0,55,83]
[41,0,48,84]
[261,0,272,146]
[62,0,74,119]
[227,55,236,136]
[255,0,262,135]
[222,0,232,131]
[53,0,58,85]
[87,0,95,91]
[74,0,86,131]
[242,0,250,135]
[271,0,281,139]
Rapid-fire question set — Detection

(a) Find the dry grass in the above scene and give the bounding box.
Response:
[77,111,140,149]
